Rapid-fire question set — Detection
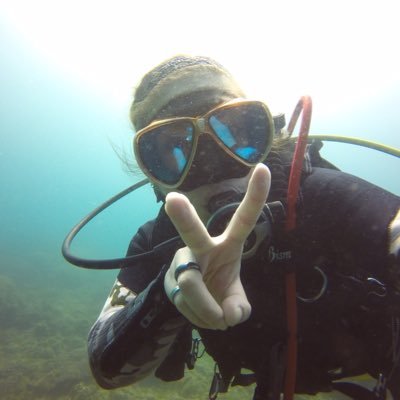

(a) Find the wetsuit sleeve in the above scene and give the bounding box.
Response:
[298,167,400,284]
[87,223,187,389]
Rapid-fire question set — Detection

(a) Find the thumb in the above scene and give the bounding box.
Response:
[221,290,252,327]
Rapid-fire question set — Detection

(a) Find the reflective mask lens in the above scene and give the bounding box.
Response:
[134,100,274,188]
[137,120,195,185]
[208,102,271,164]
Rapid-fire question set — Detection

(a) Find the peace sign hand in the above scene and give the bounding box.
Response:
[164,164,271,330]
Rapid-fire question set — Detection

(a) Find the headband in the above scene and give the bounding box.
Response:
[130,64,245,130]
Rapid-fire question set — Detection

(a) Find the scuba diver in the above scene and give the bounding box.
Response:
[65,55,400,399]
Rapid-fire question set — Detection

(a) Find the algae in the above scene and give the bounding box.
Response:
[0,264,379,399]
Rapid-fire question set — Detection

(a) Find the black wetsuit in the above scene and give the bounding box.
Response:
[88,160,400,398]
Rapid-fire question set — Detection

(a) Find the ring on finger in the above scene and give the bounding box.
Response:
[169,285,181,304]
[174,262,202,281]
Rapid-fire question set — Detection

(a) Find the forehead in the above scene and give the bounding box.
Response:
[152,90,237,121]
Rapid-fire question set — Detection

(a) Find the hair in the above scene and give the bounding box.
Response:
[133,55,228,106]
[129,54,244,132]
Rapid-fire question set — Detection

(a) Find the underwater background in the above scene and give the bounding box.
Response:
[1,1,399,399]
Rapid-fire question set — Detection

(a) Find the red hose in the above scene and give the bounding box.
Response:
[284,271,298,400]
[286,96,313,231]
[283,96,312,400]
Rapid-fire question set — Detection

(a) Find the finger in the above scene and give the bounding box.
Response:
[165,192,212,253]
[178,270,228,330]
[174,295,227,330]
[164,261,227,330]
[174,296,210,328]
[170,247,203,277]
[164,274,210,328]
[164,248,222,326]
[225,163,271,243]
[221,280,252,327]
[163,249,196,296]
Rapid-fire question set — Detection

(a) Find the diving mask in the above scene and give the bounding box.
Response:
[134,99,274,190]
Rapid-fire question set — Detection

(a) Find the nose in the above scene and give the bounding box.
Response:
[178,134,250,191]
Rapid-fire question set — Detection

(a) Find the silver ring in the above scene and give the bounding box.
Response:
[169,285,181,303]
[174,262,201,281]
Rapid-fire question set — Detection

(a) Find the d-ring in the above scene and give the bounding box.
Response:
[297,266,328,303]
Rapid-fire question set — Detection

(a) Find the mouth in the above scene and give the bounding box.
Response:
[207,190,245,213]
[181,171,253,216]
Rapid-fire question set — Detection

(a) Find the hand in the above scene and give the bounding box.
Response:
[164,164,271,330]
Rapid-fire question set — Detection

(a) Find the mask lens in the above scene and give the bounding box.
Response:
[208,102,272,163]
[137,121,195,185]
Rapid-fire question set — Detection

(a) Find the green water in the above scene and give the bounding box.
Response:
[1,16,399,400]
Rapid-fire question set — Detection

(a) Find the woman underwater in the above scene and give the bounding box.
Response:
[86,55,400,399]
